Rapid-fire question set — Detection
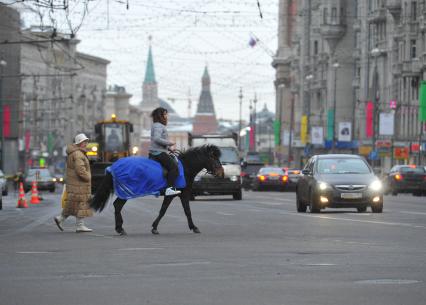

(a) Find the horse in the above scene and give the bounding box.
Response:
[90,144,224,235]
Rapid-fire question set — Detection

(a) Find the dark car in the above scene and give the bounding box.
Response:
[252,167,289,192]
[296,154,383,213]
[282,168,301,191]
[384,165,426,196]
[24,168,56,193]
[241,162,264,190]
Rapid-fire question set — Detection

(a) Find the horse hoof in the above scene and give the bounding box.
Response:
[151,228,159,235]
[192,227,201,234]
[116,228,127,236]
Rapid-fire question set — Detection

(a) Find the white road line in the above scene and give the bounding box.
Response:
[277,210,426,229]
[399,211,426,216]
[256,201,285,206]
[117,247,163,251]
[143,261,211,267]
[216,212,234,216]
[16,251,52,254]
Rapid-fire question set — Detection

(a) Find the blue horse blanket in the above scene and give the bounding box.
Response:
[106,156,186,200]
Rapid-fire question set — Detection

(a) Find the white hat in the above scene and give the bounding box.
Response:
[74,133,89,144]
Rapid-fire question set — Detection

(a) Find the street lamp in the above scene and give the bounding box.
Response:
[370,48,382,163]
[0,59,7,171]
[305,74,313,146]
[331,62,339,152]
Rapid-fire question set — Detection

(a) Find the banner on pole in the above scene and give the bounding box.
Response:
[379,112,395,136]
[338,122,351,142]
[311,126,324,145]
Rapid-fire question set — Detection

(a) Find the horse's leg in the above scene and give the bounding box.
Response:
[151,196,174,234]
[180,189,200,233]
[113,198,127,235]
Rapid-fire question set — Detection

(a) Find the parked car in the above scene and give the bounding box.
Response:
[282,168,301,191]
[252,167,289,192]
[24,168,56,193]
[296,154,383,213]
[383,165,426,196]
[0,169,7,196]
[241,162,264,190]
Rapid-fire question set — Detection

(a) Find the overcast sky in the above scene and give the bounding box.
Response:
[17,0,278,121]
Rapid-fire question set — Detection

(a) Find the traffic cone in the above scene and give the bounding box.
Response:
[30,181,41,204]
[17,182,28,208]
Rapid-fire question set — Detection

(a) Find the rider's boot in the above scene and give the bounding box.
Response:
[165,187,181,196]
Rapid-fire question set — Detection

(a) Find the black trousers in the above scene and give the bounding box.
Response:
[149,152,179,188]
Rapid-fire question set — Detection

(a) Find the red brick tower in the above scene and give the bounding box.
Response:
[192,66,218,134]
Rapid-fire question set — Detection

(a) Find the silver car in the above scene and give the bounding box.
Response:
[0,169,8,196]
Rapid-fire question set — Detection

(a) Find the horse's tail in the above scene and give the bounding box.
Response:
[90,172,114,213]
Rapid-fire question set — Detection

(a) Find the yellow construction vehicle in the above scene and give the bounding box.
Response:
[88,114,133,193]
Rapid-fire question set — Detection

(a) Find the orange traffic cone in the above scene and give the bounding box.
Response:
[17,182,28,208]
[30,181,41,204]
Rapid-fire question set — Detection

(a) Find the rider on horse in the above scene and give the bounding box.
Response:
[149,107,181,196]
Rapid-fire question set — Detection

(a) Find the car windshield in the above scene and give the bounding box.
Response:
[243,164,264,175]
[317,158,371,174]
[400,166,425,174]
[259,168,285,175]
[220,147,240,164]
[27,169,52,178]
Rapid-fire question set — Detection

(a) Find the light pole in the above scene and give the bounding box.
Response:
[238,88,243,151]
[305,74,313,140]
[332,62,339,152]
[371,48,381,165]
[0,59,7,171]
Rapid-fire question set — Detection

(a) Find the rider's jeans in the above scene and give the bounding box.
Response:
[149,152,179,188]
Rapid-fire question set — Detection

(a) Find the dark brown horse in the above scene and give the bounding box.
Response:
[90,145,224,235]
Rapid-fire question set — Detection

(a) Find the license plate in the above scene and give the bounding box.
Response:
[269,176,279,180]
[341,192,362,199]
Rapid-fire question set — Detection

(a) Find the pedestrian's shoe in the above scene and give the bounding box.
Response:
[76,218,93,233]
[165,187,181,196]
[54,215,65,231]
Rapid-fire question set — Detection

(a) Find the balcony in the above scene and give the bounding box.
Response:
[368,8,387,23]
[402,60,422,75]
[320,23,346,41]
[386,0,402,20]
[422,53,426,69]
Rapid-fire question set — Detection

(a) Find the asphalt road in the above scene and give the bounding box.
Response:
[1,187,426,305]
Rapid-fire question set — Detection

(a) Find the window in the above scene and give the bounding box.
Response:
[411,1,417,20]
[331,7,337,24]
[314,40,318,55]
[323,8,328,24]
[411,39,417,58]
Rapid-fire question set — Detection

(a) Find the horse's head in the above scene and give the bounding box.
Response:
[203,145,225,178]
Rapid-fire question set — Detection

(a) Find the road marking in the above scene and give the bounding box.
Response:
[144,261,211,267]
[303,263,336,266]
[399,211,426,216]
[355,279,421,285]
[216,212,234,216]
[16,251,52,254]
[117,247,163,251]
[278,210,426,229]
[256,201,285,206]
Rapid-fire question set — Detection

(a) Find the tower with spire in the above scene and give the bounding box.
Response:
[192,66,218,134]
[140,37,159,112]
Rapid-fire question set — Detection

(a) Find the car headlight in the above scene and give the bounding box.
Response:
[52,178,57,182]
[369,180,382,191]
[318,182,329,191]
[194,175,201,182]
[230,175,238,182]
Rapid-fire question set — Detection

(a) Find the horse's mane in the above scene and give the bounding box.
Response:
[177,144,221,162]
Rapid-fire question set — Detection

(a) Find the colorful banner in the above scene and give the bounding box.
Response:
[273,120,281,145]
[419,81,426,122]
[338,122,351,142]
[301,115,308,144]
[327,109,334,141]
[2,105,10,137]
[394,147,409,160]
[249,126,255,151]
[366,101,374,138]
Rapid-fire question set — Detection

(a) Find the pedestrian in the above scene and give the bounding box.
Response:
[148,107,181,196]
[13,170,24,192]
[54,133,93,232]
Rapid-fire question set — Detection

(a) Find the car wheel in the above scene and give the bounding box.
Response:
[371,202,383,213]
[296,192,307,213]
[309,190,320,213]
[233,190,242,200]
[2,188,7,196]
[357,206,367,213]
[391,190,398,196]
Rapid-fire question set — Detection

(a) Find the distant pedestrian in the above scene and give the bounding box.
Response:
[13,170,24,192]
[54,133,93,233]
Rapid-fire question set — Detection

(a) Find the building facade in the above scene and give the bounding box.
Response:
[273,0,426,170]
